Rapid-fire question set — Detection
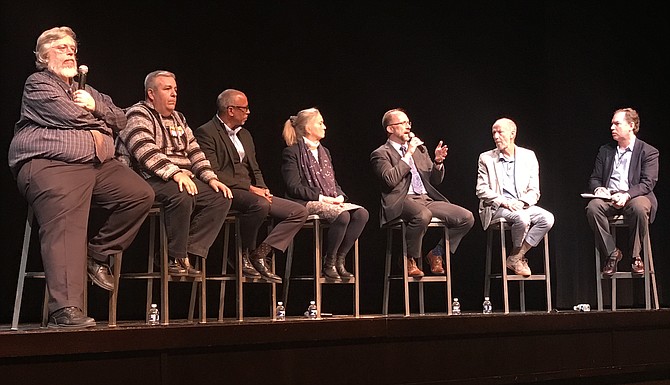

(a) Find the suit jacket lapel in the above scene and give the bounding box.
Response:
[628,140,642,184]
[492,150,504,194]
[214,118,240,162]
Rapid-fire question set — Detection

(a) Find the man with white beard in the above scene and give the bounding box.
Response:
[8,26,154,328]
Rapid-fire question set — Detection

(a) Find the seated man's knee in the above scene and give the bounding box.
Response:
[252,197,271,216]
[545,212,555,228]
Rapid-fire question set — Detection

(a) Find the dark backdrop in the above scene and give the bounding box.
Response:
[1,1,667,321]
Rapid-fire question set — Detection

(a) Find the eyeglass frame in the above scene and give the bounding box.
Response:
[227,105,250,113]
[387,120,411,127]
[51,44,78,54]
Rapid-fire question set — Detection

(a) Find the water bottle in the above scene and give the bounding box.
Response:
[148,303,160,325]
[451,298,461,315]
[304,300,317,318]
[483,297,492,314]
[276,301,286,320]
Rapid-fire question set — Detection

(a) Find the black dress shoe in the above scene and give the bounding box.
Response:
[87,257,114,291]
[602,248,623,277]
[168,260,187,275]
[249,257,282,283]
[48,307,96,328]
[241,253,261,278]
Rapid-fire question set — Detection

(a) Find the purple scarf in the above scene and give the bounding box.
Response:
[298,139,338,197]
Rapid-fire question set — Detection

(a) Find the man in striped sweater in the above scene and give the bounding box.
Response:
[117,70,232,275]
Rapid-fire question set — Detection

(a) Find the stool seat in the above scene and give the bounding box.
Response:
[382,217,452,316]
[484,217,552,314]
[283,214,360,319]
[594,215,658,310]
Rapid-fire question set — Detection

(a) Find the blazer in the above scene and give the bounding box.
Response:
[370,139,447,227]
[194,117,267,190]
[475,146,541,230]
[587,138,659,223]
[281,144,346,205]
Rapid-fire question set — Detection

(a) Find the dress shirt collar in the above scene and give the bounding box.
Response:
[217,115,242,136]
[618,137,636,153]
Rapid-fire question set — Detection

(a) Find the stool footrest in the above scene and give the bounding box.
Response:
[488,274,547,281]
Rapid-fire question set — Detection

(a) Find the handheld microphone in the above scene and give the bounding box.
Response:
[408,132,426,153]
[77,65,88,90]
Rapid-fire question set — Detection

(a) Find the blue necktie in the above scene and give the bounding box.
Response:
[401,146,425,194]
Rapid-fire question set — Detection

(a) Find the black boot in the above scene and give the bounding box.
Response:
[322,254,340,279]
[249,243,282,283]
[335,254,354,278]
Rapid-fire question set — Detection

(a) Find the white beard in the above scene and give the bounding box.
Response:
[48,61,78,80]
[61,66,78,78]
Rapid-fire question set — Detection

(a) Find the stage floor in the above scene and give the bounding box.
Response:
[3,310,670,384]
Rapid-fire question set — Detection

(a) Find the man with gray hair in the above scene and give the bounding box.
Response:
[476,117,554,276]
[8,26,155,328]
[117,70,233,277]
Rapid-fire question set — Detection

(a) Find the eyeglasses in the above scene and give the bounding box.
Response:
[51,44,77,54]
[388,120,411,127]
[228,105,250,113]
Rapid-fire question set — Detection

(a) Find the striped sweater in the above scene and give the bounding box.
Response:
[116,101,218,183]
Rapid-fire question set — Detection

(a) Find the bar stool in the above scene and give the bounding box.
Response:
[189,211,278,321]
[282,214,360,318]
[11,206,122,330]
[483,217,552,314]
[382,217,452,316]
[120,203,206,325]
[595,215,659,311]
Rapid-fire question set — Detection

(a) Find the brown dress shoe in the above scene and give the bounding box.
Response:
[602,248,623,276]
[176,257,201,276]
[424,249,445,275]
[406,258,424,277]
[631,256,645,275]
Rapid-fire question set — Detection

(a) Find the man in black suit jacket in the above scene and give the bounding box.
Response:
[370,108,474,276]
[194,89,308,283]
[586,107,659,276]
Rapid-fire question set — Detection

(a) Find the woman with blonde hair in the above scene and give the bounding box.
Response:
[281,108,368,279]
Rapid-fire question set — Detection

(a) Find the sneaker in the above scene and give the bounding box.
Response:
[506,254,531,276]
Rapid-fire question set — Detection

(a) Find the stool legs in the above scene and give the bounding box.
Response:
[13,206,121,330]
[595,218,658,311]
[11,207,34,331]
[485,220,551,314]
[383,220,451,316]
[283,216,360,319]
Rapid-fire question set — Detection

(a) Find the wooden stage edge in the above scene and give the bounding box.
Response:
[3,310,670,384]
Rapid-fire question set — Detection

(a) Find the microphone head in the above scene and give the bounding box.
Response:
[78,65,89,75]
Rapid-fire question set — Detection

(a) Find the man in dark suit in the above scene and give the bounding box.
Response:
[194,89,308,283]
[586,107,659,276]
[370,108,474,276]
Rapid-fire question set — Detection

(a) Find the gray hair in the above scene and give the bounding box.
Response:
[34,26,77,70]
[144,70,176,96]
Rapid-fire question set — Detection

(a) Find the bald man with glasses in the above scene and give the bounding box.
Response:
[195,89,308,283]
[370,108,474,277]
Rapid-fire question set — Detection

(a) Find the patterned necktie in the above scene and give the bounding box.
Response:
[401,145,425,194]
